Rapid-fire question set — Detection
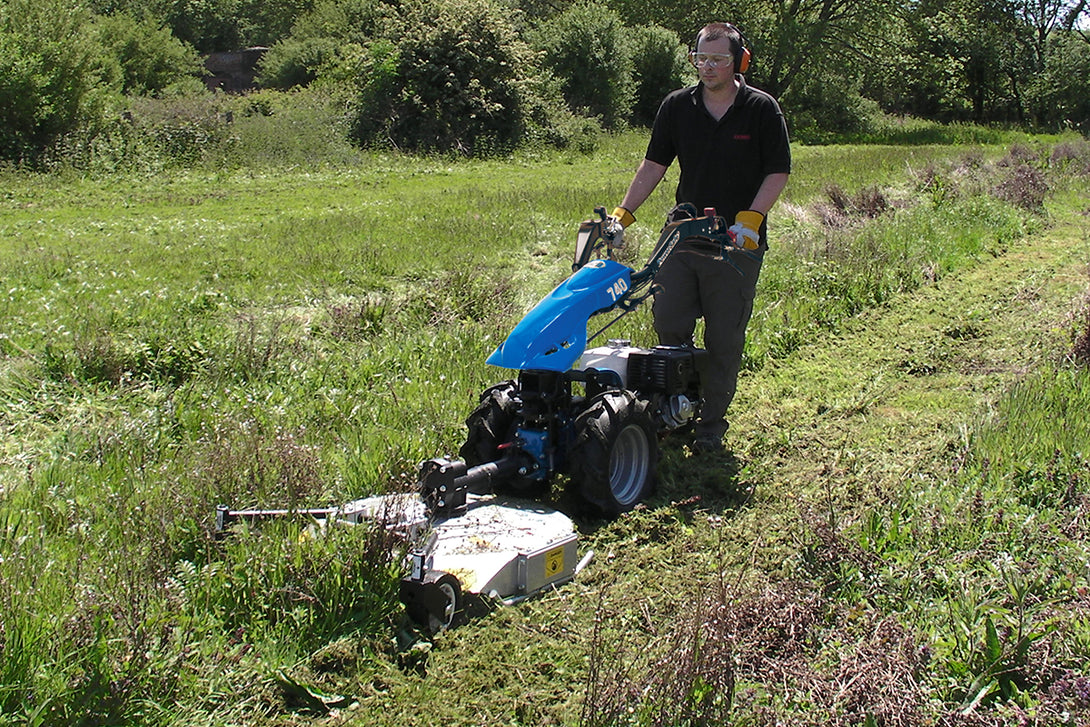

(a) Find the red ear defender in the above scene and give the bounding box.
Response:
[737,46,751,73]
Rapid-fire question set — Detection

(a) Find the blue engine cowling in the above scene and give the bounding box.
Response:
[486,259,632,372]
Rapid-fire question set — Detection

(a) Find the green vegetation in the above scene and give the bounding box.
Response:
[3,0,1089,167]
[1,134,1089,724]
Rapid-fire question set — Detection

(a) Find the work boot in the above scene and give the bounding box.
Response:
[692,433,724,453]
[691,419,728,454]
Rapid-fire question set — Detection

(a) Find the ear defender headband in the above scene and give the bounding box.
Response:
[733,26,752,74]
[695,22,751,74]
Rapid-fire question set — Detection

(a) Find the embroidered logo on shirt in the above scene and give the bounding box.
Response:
[734,134,751,140]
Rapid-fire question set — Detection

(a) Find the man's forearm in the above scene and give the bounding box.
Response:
[749,172,789,216]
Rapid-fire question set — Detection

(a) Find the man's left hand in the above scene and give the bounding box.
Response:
[729,210,764,250]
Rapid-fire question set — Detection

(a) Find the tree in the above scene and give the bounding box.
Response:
[900,0,1024,122]
[750,0,901,99]
[159,0,244,52]
[236,0,315,47]
[282,0,380,46]
[94,13,204,95]
[1025,30,1090,130]
[1013,0,1086,66]
[594,0,703,43]
[1066,0,1090,43]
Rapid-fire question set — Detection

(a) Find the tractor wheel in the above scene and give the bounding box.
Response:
[459,380,518,466]
[400,571,463,635]
[459,381,548,498]
[569,390,658,517]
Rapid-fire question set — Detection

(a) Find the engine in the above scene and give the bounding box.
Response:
[579,340,706,429]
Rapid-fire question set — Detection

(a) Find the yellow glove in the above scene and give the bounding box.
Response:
[729,210,764,250]
[611,207,636,228]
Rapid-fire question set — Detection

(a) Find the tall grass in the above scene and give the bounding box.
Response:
[840,362,1090,717]
[1,134,1088,724]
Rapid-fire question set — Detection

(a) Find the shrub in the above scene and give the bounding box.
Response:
[532,1,633,130]
[136,94,236,165]
[56,92,242,170]
[516,73,605,152]
[993,163,1049,212]
[258,35,340,88]
[393,0,534,153]
[626,24,688,127]
[224,87,360,167]
[93,12,204,96]
[0,0,113,164]
[340,0,554,155]
[1050,141,1090,176]
[338,39,401,147]
[781,67,884,144]
[814,184,892,229]
[335,24,596,154]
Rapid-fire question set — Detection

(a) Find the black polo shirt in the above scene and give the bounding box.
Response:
[645,77,791,231]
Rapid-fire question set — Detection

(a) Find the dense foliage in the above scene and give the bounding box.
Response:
[532,3,634,130]
[1,0,1088,161]
[353,0,540,153]
[0,0,109,163]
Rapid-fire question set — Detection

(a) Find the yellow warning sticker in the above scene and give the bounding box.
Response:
[544,546,565,578]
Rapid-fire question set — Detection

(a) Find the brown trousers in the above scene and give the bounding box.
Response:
[652,243,766,439]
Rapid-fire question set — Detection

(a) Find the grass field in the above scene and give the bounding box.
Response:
[2,131,1090,725]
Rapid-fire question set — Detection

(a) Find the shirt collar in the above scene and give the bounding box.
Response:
[688,75,749,105]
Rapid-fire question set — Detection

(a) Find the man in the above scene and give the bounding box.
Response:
[612,21,791,452]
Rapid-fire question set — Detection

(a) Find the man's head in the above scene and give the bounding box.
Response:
[694,22,750,74]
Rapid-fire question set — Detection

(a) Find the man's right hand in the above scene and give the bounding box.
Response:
[606,206,635,247]
[611,207,636,228]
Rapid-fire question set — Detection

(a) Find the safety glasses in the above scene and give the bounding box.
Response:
[689,52,733,69]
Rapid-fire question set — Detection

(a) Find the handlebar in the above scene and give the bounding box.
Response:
[574,206,745,312]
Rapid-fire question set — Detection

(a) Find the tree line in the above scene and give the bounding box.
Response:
[2,0,1088,165]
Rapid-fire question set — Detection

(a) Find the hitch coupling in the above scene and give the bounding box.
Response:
[418,454,522,515]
